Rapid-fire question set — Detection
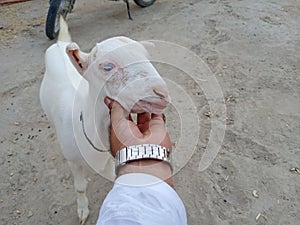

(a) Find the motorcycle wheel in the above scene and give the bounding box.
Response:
[46,0,66,40]
[133,0,156,8]
[45,0,75,40]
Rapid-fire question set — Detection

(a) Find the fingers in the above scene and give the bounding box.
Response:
[151,113,165,124]
[147,118,172,150]
[104,97,126,123]
[137,112,150,124]
[104,97,166,125]
[104,96,113,109]
[104,97,171,150]
[137,113,166,133]
[104,97,144,154]
[137,112,150,133]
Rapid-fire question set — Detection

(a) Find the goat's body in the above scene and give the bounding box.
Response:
[40,19,113,224]
[41,18,82,160]
[40,19,113,166]
[41,42,80,160]
[40,17,169,225]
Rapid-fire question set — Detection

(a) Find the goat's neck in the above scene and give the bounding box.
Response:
[78,83,110,151]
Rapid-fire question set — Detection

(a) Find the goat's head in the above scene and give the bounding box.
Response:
[66,37,170,114]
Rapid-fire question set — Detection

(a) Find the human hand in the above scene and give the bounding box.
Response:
[104,97,172,157]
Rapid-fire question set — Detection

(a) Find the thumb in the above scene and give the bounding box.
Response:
[104,97,126,123]
[104,96,113,108]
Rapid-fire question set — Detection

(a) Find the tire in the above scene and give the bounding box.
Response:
[133,0,156,8]
[45,0,75,40]
[46,0,65,40]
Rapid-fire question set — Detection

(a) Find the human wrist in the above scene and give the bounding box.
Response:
[115,144,172,174]
[114,144,173,185]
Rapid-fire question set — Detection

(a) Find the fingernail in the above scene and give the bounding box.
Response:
[104,97,112,107]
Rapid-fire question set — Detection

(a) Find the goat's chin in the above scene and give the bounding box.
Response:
[131,108,164,114]
[131,100,167,114]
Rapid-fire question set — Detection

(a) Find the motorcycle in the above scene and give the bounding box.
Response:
[45,0,157,40]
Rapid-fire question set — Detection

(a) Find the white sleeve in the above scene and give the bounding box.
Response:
[96,173,187,225]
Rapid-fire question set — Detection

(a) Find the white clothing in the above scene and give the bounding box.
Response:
[96,173,187,225]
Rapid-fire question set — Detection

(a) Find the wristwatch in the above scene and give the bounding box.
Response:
[115,144,172,175]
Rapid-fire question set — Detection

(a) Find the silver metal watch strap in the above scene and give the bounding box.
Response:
[115,144,172,175]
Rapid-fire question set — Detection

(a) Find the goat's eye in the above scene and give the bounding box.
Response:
[103,63,115,72]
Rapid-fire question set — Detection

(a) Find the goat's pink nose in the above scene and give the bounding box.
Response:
[153,89,168,99]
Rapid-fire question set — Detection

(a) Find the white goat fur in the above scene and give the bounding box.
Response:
[39,17,169,224]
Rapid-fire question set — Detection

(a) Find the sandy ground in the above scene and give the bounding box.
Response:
[0,0,300,224]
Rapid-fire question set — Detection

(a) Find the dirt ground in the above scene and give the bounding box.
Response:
[0,0,299,224]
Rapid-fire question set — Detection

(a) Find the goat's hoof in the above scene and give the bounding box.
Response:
[78,207,89,225]
[80,219,87,225]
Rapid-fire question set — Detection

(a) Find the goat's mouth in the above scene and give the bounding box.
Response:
[131,99,169,114]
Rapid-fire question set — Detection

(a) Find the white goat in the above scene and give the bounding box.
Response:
[39,17,170,224]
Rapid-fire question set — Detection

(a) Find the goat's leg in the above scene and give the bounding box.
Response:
[68,161,89,225]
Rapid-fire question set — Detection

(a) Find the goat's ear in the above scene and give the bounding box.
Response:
[66,43,89,75]
[140,41,155,59]
[140,41,155,48]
